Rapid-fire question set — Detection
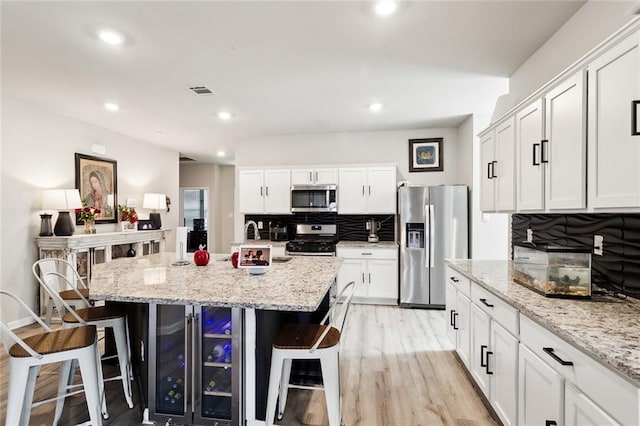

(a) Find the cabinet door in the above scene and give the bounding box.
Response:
[455,291,471,368]
[490,322,519,426]
[314,168,337,184]
[545,71,587,210]
[469,304,491,397]
[519,344,564,426]
[338,168,367,214]
[565,383,620,426]
[495,118,516,212]
[238,170,264,213]
[337,258,366,297]
[366,167,397,213]
[366,258,398,302]
[516,101,545,211]
[263,169,291,213]
[588,31,640,208]
[480,131,496,212]
[445,282,457,347]
[291,169,314,185]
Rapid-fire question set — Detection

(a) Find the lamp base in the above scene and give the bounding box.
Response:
[54,211,75,236]
[39,213,53,237]
[149,213,162,230]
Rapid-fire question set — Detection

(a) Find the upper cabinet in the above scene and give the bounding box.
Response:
[338,166,396,214]
[588,31,640,209]
[291,168,337,185]
[480,118,516,212]
[238,169,291,214]
[516,99,545,211]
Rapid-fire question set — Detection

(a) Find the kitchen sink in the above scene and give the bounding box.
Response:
[272,256,293,263]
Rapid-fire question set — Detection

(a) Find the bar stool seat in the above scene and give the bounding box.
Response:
[58,287,90,301]
[265,281,357,426]
[62,305,126,323]
[0,291,105,426]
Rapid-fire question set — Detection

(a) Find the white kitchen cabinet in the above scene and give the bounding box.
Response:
[455,290,471,368]
[336,247,398,305]
[445,282,457,346]
[290,168,337,185]
[588,30,640,208]
[469,304,491,397]
[238,169,291,214]
[490,321,518,426]
[516,99,545,211]
[338,167,396,214]
[518,344,564,426]
[565,383,620,426]
[479,118,516,212]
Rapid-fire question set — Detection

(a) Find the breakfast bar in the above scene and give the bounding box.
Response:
[89,252,342,425]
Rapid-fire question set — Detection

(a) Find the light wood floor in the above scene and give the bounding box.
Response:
[0,305,497,425]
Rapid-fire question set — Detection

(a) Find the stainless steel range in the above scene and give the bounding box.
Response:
[285,224,337,256]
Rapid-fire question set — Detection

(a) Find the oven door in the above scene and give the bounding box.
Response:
[290,185,337,212]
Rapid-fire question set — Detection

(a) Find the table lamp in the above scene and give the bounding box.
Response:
[42,189,83,236]
[143,193,167,230]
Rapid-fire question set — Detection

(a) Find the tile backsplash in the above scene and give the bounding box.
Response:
[512,214,640,299]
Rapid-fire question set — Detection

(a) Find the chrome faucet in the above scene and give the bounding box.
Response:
[244,220,261,243]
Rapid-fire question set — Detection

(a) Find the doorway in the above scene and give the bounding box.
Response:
[180,187,209,252]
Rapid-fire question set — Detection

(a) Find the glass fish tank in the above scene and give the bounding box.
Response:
[513,243,592,298]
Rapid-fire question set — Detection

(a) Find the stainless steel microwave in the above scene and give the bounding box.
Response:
[290,184,337,212]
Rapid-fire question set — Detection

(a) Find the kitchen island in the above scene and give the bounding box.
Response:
[90,252,342,426]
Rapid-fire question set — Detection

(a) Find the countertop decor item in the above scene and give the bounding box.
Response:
[118,204,138,232]
[43,189,83,236]
[194,245,210,266]
[75,153,117,224]
[143,193,166,230]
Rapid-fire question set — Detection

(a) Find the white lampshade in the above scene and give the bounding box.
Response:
[42,189,83,211]
[143,193,167,210]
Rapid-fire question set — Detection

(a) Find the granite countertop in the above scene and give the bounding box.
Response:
[446,259,640,385]
[90,252,341,312]
[337,241,398,248]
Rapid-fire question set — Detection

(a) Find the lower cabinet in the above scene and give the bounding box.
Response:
[336,247,398,305]
[518,344,564,426]
[565,383,619,426]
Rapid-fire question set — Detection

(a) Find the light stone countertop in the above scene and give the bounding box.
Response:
[446,259,640,385]
[337,241,398,248]
[89,252,341,312]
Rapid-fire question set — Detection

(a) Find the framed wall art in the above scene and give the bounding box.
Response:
[75,153,118,224]
[409,138,443,172]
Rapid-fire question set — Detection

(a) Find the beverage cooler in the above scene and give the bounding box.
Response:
[148,304,243,425]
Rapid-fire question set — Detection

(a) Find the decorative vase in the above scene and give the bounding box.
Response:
[127,244,136,257]
[83,220,96,234]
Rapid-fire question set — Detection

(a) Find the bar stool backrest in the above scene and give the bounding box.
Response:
[311,281,357,352]
[0,290,51,358]
[35,271,89,325]
[33,258,88,297]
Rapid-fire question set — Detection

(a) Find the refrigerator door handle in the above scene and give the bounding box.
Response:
[424,204,430,268]
[428,204,434,268]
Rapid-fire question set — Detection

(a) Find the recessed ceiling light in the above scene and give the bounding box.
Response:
[104,102,119,112]
[375,1,398,16]
[369,102,384,112]
[217,150,226,157]
[98,29,125,45]
[217,111,233,120]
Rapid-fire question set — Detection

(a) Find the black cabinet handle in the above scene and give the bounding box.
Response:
[491,160,497,178]
[541,139,549,163]
[452,312,459,330]
[480,345,487,367]
[479,298,494,308]
[487,162,492,179]
[543,347,574,366]
[632,100,639,136]
[485,351,493,375]
[545,421,558,426]
[532,143,540,166]
[450,310,456,326]
[450,276,459,283]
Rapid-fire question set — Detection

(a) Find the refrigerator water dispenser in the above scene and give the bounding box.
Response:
[406,223,425,248]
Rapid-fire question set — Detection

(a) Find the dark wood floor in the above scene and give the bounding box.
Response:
[1,306,496,425]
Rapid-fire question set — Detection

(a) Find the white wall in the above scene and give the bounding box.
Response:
[1,97,180,326]
[493,1,637,119]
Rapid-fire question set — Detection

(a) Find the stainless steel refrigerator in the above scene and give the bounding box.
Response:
[399,185,468,308]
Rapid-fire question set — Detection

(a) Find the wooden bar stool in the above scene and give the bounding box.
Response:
[34,269,135,412]
[0,290,105,426]
[33,258,92,325]
[265,281,357,426]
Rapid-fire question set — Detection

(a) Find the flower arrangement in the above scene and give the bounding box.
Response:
[76,206,100,222]
[118,205,138,224]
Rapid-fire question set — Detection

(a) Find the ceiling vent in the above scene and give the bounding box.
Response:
[179,155,196,162]
[188,85,213,95]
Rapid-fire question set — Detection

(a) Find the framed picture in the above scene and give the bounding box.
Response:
[75,153,118,224]
[409,138,443,172]
[137,219,155,231]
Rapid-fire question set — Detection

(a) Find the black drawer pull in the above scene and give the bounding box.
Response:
[485,351,493,375]
[480,345,487,367]
[450,276,459,283]
[479,298,494,308]
[543,347,574,366]
[545,421,557,426]
[452,312,459,330]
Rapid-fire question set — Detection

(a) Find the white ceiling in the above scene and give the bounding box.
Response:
[1,1,585,164]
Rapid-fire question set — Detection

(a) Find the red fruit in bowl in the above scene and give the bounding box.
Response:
[231,251,239,268]
[194,245,210,266]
